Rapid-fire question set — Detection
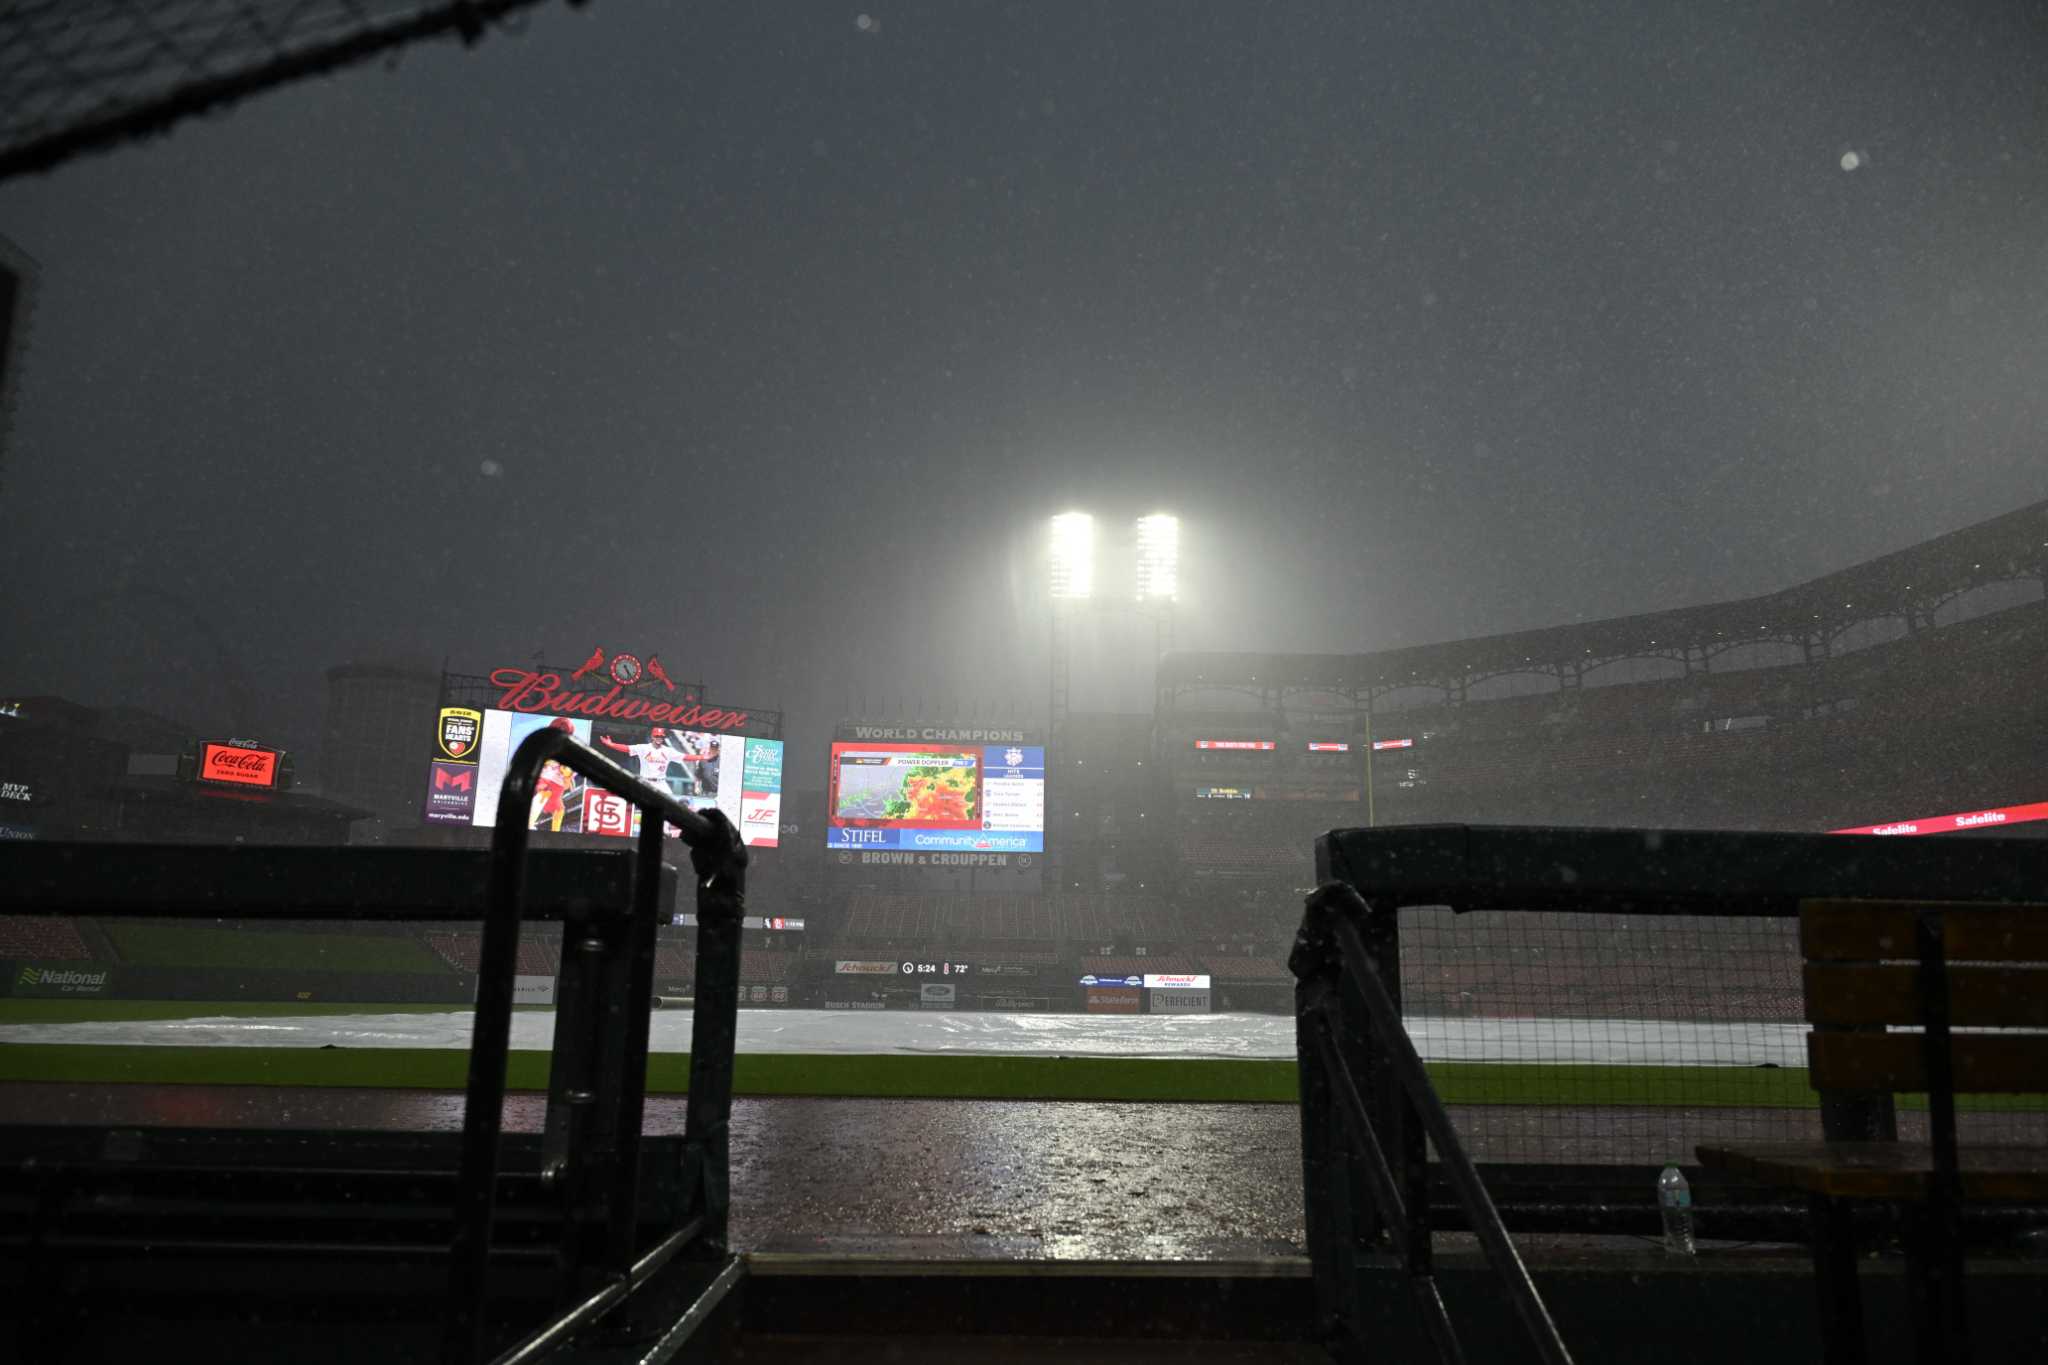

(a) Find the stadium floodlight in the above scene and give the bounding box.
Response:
[1049,512,1096,599]
[1134,513,1179,601]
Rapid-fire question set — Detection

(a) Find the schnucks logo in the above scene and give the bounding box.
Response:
[17,966,110,992]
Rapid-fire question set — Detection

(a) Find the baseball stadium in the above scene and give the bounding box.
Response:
[8,494,2047,1361]
[5,5,2048,1363]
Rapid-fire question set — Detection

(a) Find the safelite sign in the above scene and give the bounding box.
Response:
[1831,800,2048,837]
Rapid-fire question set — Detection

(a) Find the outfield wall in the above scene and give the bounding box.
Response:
[6,958,476,1005]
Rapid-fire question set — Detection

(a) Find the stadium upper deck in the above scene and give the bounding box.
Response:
[1158,499,2048,898]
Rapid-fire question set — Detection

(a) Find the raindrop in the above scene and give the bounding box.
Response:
[1840,150,1863,172]
[855,13,879,33]
[479,459,503,478]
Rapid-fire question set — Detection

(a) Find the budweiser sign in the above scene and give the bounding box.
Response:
[488,669,750,732]
[199,741,281,789]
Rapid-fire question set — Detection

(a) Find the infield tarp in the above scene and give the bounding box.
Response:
[0,1008,1806,1066]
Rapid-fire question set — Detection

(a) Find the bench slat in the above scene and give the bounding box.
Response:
[1804,963,2048,1028]
[1806,1032,2048,1094]
[1697,1141,2048,1201]
[1800,901,2048,963]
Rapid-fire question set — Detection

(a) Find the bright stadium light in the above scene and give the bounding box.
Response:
[1134,513,1179,601]
[1049,512,1096,599]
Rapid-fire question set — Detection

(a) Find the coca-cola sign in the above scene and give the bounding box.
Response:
[199,742,281,789]
[488,668,750,733]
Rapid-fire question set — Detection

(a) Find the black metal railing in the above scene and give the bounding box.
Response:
[1293,878,1574,1365]
[1317,824,2048,1168]
[445,725,749,1365]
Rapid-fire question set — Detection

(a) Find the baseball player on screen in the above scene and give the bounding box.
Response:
[597,726,698,800]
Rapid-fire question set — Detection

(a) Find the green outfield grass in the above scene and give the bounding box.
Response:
[0,1042,1807,1106]
[2,1042,2040,1110]
[5,1001,2041,1109]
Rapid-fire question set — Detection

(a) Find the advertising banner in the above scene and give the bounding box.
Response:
[1085,985,1141,1014]
[1830,799,2048,837]
[826,741,1044,853]
[438,707,482,761]
[919,983,957,1007]
[740,738,784,846]
[11,962,112,996]
[199,741,282,789]
[430,702,783,848]
[835,960,899,975]
[1150,987,1212,1014]
[424,760,480,825]
[1142,973,1211,990]
[1078,973,1144,987]
[512,975,555,1006]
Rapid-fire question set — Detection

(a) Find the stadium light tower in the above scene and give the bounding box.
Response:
[1049,512,1096,600]
[1045,508,1179,893]
[1133,513,1179,601]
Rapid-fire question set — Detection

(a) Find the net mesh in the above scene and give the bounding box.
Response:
[1401,907,2048,1165]
[0,0,564,181]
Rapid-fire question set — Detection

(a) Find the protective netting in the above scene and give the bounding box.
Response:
[1400,907,2048,1165]
[0,0,568,182]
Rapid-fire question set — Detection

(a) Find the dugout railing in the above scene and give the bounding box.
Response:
[1308,824,2048,1245]
[1294,877,1574,1365]
[0,727,750,1365]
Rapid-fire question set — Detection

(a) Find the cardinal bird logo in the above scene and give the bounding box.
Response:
[569,646,606,682]
[646,655,677,692]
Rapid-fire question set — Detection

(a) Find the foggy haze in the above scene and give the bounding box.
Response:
[3,0,2046,774]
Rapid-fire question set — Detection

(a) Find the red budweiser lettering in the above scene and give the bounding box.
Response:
[488,669,749,732]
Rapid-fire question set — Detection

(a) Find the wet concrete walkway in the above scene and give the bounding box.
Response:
[0,1083,1308,1258]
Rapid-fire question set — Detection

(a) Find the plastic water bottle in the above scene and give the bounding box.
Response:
[1658,1165,1696,1256]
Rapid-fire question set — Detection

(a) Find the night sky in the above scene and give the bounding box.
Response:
[3,1,2046,777]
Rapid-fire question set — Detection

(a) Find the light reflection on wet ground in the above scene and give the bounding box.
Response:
[0,1083,1302,1259]
[7,1083,2036,1261]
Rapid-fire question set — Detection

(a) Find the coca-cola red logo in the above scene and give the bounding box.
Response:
[200,742,280,788]
[489,669,750,733]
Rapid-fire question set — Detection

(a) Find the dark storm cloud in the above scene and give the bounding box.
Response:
[2,0,2046,772]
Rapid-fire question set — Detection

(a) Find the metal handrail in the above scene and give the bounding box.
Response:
[444,726,748,1365]
[1294,879,1574,1365]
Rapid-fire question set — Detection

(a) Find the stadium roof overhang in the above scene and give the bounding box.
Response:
[1160,499,2048,694]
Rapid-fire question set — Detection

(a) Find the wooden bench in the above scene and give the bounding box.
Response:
[1698,899,2048,1365]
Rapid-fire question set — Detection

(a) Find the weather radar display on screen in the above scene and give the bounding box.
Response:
[827,741,1043,854]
